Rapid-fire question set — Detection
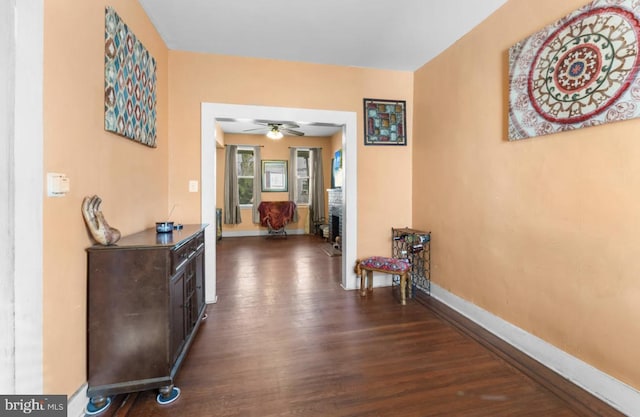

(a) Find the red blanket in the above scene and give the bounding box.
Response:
[257,201,296,230]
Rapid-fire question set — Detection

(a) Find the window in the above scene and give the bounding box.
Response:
[237,147,254,205]
[294,149,311,205]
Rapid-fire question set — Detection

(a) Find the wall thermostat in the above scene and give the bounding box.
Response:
[47,173,70,197]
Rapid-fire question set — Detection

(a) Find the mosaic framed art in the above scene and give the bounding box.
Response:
[104,7,157,147]
[364,98,407,145]
[509,0,640,140]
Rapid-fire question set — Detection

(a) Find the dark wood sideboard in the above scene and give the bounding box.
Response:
[86,224,208,409]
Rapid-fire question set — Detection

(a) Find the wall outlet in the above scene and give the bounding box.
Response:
[189,180,198,192]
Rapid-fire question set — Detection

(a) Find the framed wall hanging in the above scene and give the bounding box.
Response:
[261,160,288,192]
[104,7,157,147]
[509,0,640,140]
[332,149,343,188]
[363,98,407,145]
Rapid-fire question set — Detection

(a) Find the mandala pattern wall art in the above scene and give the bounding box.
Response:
[508,0,640,140]
[104,7,157,147]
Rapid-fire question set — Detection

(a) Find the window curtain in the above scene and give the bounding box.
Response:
[288,147,299,222]
[252,146,262,223]
[223,145,242,224]
[310,148,325,225]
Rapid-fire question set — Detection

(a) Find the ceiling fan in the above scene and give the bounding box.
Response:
[243,121,305,139]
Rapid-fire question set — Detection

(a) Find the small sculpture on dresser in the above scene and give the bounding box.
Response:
[81,195,121,245]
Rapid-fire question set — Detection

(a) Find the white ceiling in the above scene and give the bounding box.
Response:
[138,0,507,136]
[215,118,343,137]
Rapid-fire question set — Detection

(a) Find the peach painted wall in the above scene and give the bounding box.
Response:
[168,52,413,257]
[331,131,342,155]
[413,0,640,389]
[43,0,169,395]
[215,123,225,148]
[215,133,332,234]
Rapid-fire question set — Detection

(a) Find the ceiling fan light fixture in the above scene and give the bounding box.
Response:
[266,127,283,140]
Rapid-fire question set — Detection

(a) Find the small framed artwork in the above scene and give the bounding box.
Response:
[364,98,407,146]
[332,149,343,188]
[262,160,288,192]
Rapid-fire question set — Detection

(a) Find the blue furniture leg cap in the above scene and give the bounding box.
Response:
[85,396,111,416]
[156,387,181,405]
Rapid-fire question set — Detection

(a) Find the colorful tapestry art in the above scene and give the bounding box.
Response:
[508,0,640,140]
[104,7,157,147]
[364,98,407,145]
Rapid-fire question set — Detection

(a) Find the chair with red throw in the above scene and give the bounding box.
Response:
[257,201,296,238]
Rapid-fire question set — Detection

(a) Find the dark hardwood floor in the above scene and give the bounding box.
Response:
[115,235,624,417]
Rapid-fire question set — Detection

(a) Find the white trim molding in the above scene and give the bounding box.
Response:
[14,0,44,394]
[430,282,640,416]
[67,383,88,417]
[0,0,16,394]
[0,0,44,395]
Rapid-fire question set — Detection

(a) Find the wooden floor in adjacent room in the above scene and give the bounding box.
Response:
[117,235,624,417]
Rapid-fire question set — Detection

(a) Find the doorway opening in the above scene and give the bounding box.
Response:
[200,103,358,304]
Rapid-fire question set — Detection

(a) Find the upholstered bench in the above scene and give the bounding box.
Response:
[354,256,412,305]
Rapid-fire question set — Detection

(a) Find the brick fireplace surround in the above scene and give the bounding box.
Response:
[327,188,342,249]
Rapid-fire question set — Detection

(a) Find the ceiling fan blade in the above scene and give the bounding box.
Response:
[282,128,304,136]
[243,127,268,132]
[253,120,276,127]
[255,120,300,129]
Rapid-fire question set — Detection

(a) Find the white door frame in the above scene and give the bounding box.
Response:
[1,0,44,394]
[200,103,358,303]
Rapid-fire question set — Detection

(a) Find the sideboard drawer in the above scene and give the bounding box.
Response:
[171,231,204,273]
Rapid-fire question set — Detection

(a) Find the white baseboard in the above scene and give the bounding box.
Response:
[67,383,87,417]
[221,228,306,238]
[430,282,640,416]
